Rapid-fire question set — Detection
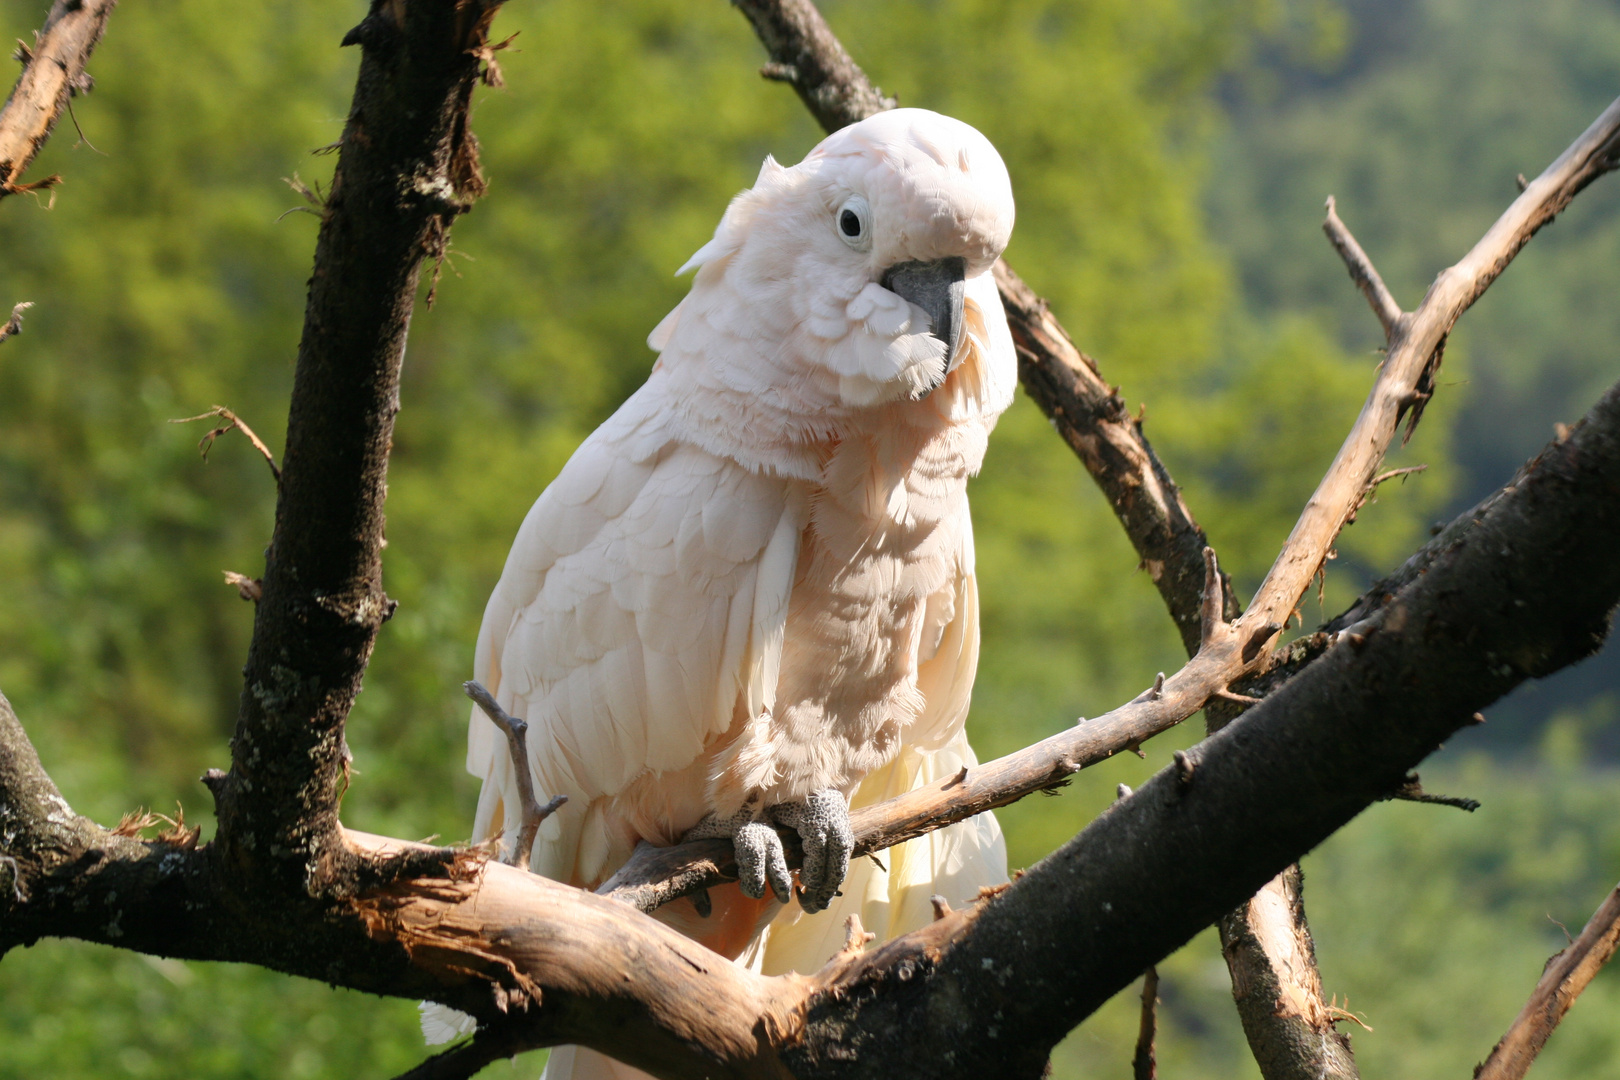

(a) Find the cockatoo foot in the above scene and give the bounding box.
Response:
[683,789,853,913]
[771,789,853,914]
[683,801,794,905]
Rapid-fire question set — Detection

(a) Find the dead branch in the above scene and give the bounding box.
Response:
[1133,967,1159,1080]
[171,405,281,481]
[1323,195,1403,337]
[1218,866,1359,1080]
[0,300,31,342]
[1474,883,1620,1080]
[463,680,567,866]
[0,0,115,198]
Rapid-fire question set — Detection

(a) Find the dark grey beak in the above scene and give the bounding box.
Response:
[880,256,967,395]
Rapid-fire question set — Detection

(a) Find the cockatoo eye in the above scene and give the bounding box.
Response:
[836,195,871,250]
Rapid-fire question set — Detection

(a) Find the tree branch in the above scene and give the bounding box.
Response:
[1133,967,1159,1080]
[1323,195,1403,337]
[0,0,116,198]
[1474,883,1620,1080]
[205,0,504,928]
[463,680,568,866]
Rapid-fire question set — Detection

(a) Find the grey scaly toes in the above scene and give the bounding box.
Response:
[681,802,792,904]
[772,788,853,913]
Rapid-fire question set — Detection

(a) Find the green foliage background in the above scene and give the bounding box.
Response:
[0,0,1615,1076]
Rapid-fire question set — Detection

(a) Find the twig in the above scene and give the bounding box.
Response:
[1323,195,1403,337]
[169,405,281,481]
[1368,464,1427,489]
[1133,967,1158,1080]
[464,680,566,867]
[1474,883,1620,1080]
[0,0,117,198]
[0,300,31,343]
[1384,772,1479,813]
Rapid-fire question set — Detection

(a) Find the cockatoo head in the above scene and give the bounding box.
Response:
[661,108,1016,408]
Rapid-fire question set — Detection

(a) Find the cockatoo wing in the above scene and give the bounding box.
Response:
[465,381,802,883]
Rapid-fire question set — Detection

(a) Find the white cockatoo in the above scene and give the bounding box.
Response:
[424,108,1018,1076]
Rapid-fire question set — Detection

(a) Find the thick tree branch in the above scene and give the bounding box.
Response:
[1474,883,1620,1080]
[206,0,503,927]
[0,0,116,198]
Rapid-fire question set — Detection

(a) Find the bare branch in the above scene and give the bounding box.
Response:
[204,0,505,921]
[170,405,281,481]
[0,300,32,342]
[1384,773,1479,813]
[731,0,895,133]
[1244,91,1620,644]
[1323,195,1403,337]
[1219,866,1359,1080]
[463,680,567,866]
[0,0,116,198]
[1474,884,1620,1080]
[1133,968,1159,1080]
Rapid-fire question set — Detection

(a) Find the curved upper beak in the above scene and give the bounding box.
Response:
[880,256,967,395]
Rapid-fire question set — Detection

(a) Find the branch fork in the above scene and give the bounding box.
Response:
[463,681,567,867]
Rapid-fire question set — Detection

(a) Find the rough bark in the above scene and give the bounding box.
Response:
[0,0,116,197]
[205,0,499,919]
[1218,867,1358,1079]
